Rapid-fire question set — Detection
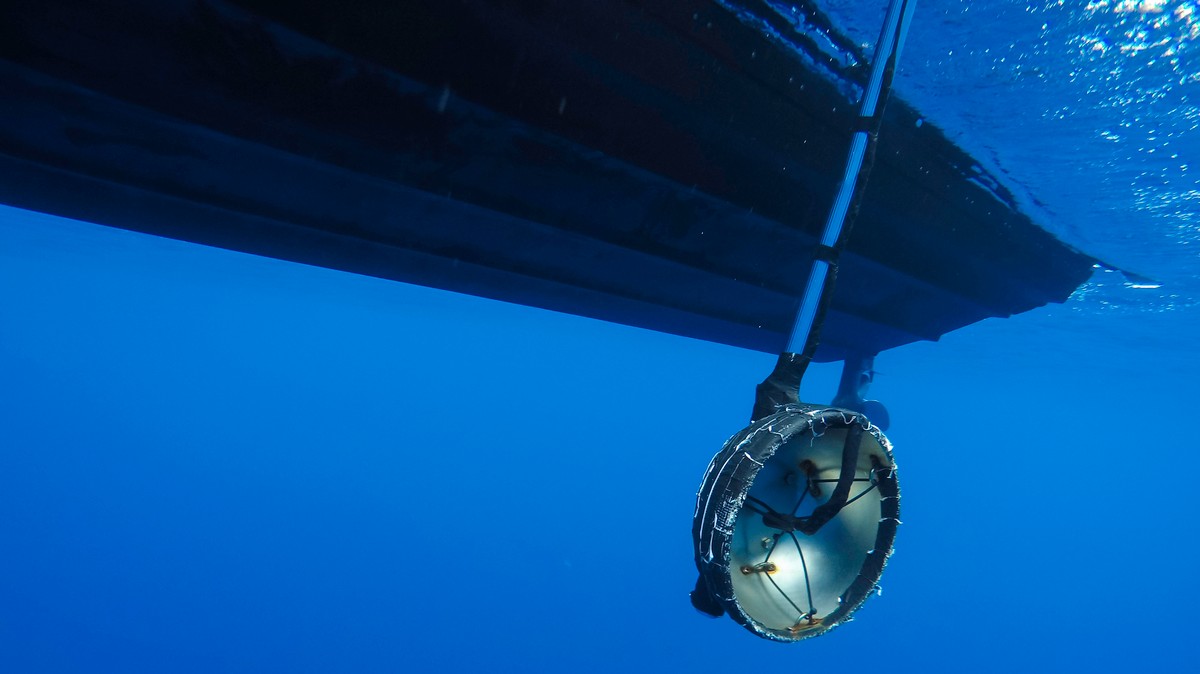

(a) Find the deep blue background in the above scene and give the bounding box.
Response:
[3,205,1195,672]
[3,0,1200,671]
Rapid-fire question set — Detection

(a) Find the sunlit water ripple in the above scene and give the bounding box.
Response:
[808,0,1200,315]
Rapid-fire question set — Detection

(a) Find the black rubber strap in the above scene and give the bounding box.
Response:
[797,423,863,535]
[854,115,878,133]
[813,243,840,264]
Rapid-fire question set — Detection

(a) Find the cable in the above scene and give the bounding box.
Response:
[752,0,919,422]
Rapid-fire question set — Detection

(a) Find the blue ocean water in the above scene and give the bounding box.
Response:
[2,1,1198,673]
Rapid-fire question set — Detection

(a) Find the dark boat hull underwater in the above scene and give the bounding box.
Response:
[0,0,1095,359]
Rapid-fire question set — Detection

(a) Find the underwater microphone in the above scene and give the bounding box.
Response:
[691,404,898,640]
[690,0,914,641]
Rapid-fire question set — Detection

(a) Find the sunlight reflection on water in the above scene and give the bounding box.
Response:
[805,0,1200,312]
